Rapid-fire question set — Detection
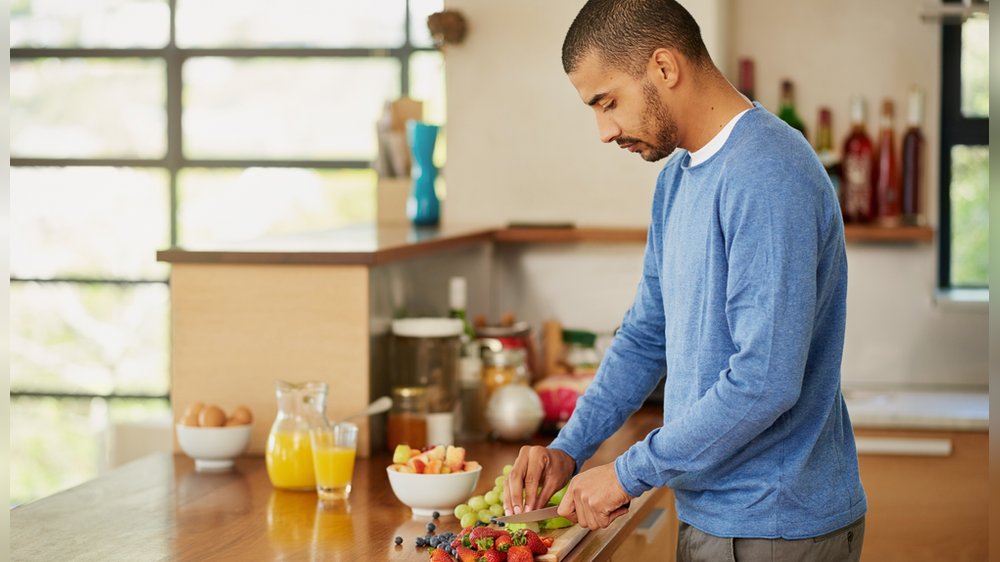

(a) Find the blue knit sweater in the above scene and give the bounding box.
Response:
[550,104,867,539]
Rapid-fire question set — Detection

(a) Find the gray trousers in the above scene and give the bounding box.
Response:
[676,516,865,562]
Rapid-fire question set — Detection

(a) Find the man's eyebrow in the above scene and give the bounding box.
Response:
[586,92,608,106]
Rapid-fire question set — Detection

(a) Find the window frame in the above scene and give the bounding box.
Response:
[10,0,437,404]
[938,7,989,289]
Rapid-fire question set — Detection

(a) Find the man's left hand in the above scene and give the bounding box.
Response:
[557,462,633,530]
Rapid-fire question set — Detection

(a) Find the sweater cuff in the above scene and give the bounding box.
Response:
[615,451,653,499]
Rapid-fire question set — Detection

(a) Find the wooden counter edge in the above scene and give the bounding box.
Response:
[562,487,670,562]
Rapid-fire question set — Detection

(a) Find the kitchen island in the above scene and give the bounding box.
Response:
[11,406,675,562]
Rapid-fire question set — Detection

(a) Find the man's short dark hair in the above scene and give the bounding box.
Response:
[562,0,712,76]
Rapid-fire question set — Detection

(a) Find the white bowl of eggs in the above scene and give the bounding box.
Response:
[176,403,254,471]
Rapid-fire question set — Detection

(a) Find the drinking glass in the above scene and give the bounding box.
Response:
[310,422,358,502]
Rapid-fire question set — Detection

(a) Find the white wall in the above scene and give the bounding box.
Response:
[442,0,987,388]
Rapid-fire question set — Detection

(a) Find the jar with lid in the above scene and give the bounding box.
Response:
[389,318,462,448]
[387,386,428,451]
[265,380,329,490]
[481,346,529,404]
[562,329,600,375]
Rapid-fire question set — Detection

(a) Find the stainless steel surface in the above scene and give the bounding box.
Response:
[496,505,561,524]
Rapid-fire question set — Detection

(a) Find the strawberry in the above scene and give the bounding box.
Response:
[478,549,505,562]
[429,547,454,562]
[522,530,548,555]
[494,533,513,553]
[469,526,500,543]
[506,545,533,562]
[541,536,554,548]
[455,546,479,562]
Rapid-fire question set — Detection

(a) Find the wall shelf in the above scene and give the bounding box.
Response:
[496,225,935,245]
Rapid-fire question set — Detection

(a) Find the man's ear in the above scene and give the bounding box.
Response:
[648,48,680,88]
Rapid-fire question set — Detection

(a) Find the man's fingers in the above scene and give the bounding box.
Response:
[535,477,563,512]
[521,449,546,512]
[607,506,629,525]
[504,447,529,515]
[557,479,577,522]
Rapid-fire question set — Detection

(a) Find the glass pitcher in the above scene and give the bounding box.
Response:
[265,381,329,490]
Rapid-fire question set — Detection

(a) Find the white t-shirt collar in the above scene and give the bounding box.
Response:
[687,107,751,167]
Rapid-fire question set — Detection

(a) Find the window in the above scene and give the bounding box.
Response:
[10,0,444,505]
[939,5,989,289]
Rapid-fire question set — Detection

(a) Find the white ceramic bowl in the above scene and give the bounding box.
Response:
[176,424,252,471]
[386,465,482,517]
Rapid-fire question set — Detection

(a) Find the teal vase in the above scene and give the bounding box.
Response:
[406,121,441,226]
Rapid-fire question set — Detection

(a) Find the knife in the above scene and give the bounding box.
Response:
[495,505,562,524]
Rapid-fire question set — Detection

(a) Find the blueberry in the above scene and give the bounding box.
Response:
[394,536,403,545]
[415,537,424,547]
[427,522,436,533]
[432,511,441,519]
[497,521,506,527]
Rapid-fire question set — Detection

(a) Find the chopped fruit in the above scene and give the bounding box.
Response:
[426,459,444,474]
[507,545,533,562]
[463,461,481,472]
[541,537,554,548]
[408,456,428,474]
[446,445,466,469]
[392,444,413,464]
[427,445,447,462]
[540,516,573,530]
[547,484,568,506]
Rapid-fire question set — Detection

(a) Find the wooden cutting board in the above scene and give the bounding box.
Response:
[536,525,589,562]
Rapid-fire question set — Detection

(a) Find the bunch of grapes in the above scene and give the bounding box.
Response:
[452,463,513,528]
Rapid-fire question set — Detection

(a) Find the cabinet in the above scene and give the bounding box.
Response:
[854,428,988,561]
[611,489,679,562]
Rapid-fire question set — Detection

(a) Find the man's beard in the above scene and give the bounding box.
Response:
[617,81,679,162]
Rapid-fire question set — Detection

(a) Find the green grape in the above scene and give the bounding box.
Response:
[454,504,472,519]
[495,476,505,487]
[490,503,505,517]
[478,509,493,524]
[468,495,488,511]
[493,485,504,497]
[460,512,478,528]
[484,490,500,506]
[502,464,514,476]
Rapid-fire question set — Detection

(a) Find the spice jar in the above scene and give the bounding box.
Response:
[481,347,529,405]
[387,386,428,451]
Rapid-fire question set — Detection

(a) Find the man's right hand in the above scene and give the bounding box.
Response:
[503,446,576,516]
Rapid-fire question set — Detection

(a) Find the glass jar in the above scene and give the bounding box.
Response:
[265,381,329,491]
[481,347,529,404]
[387,386,428,451]
[563,329,600,375]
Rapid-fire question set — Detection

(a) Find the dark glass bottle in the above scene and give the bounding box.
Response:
[738,58,755,101]
[841,96,875,223]
[815,107,840,200]
[777,79,806,137]
[874,99,901,226]
[901,90,925,225]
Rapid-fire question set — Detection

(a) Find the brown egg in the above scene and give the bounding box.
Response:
[227,406,253,426]
[198,405,227,427]
[184,402,205,419]
[181,413,201,427]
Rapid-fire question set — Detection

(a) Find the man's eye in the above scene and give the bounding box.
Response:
[602,101,615,112]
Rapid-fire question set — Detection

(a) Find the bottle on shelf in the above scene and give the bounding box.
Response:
[814,107,841,199]
[738,58,755,101]
[901,89,925,226]
[874,99,902,227]
[448,277,475,343]
[841,96,876,223]
[778,79,807,137]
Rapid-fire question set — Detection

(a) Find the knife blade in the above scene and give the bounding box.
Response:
[495,505,562,524]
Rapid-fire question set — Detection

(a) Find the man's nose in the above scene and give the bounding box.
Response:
[596,114,621,144]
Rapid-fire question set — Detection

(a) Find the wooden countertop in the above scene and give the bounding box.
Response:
[11,407,671,561]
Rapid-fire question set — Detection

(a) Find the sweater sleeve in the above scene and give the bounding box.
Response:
[549,220,669,474]
[615,162,820,497]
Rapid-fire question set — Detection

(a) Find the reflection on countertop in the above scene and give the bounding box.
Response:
[843,387,988,431]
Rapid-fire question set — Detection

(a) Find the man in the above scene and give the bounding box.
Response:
[502,1,868,560]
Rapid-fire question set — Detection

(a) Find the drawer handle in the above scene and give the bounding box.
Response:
[635,507,668,539]
[855,436,952,456]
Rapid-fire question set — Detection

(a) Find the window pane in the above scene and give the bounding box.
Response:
[11,59,166,159]
[11,396,170,505]
[961,18,989,118]
[10,283,170,396]
[11,167,170,280]
[177,168,376,246]
[176,0,405,48]
[184,58,400,160]
[950,145,989,287]
[409,0,444,48]
[10,0,169,48]
[410,51,447,167]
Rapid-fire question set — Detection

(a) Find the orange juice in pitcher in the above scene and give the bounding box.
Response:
[265,381,328,490]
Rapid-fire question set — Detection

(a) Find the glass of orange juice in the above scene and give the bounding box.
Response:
[310,422,358,502]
